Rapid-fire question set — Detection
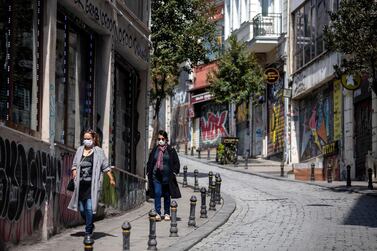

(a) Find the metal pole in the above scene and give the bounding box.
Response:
[169,200,178,237]
[207,148,210,160]
[194,169,199,192]
[346,165,351,187]
[280,161,284,177]
[208,171,213,196]
[245,154,248,169]
[310,163,315,181]
[191,147,194,156]
[209,181,216,211]
[215,175,221,205]
[185,142,188,155]
[83,235,94,251]
[183,166,188,187]
[147,210,157,250]
[327,163,332,183]
[198,149,201,159]
[122,222,131,251]
[368,168,373,190]
[200,187,207,218]
[188,195,197,227]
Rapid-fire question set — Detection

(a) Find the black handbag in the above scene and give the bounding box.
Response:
[67,179,75,192]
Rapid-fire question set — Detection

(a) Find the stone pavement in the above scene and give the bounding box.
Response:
[12,178,235,251]
[181,153,377,197]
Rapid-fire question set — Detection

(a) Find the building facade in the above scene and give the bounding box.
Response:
[0,0,151,246]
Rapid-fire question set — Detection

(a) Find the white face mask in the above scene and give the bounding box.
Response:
[83,139,93,147]
[158,140,165,146]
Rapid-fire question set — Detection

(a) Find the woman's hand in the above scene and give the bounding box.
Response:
[109,178,116,187]
[72,169,77,179]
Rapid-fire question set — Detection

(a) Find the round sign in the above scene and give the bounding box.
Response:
[341,74,361,90]
[264,68,280,84]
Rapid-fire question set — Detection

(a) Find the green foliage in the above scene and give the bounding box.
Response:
[150,0,218,117]
[208,35,265,105]
[324,0,377,94]
[216,143,225,164]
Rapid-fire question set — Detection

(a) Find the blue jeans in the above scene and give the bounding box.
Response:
[153,180,171,216]
[79,199,94,234]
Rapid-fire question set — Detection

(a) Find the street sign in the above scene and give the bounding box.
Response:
[264,68,280,84]
[282,88,292,98]
[341,74,361,90]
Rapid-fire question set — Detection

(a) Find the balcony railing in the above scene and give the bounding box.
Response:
[252,13,282,38]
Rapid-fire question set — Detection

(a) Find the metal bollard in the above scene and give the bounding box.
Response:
[327,163,332,183]
[198,149,201,159]
[185,143,188,155]
[310,163,315,181]
[209,181,216,211]
[207,171,213,196]
[245,155,248,169]
[368,168,373,190]
[215,175,222,205]
[147,210,157,250]
[280,161,284,177]
[188,195,197,227]
[83,235,94,251]
[122,221,131,251]
[169,200,178,237]
[207,148,211,160]
[346,165,352,187]
[200,187,207,218]
[183,166,188,187]
[191,147,194,156]
[194,169,199,192]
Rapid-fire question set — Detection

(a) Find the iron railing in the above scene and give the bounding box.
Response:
[252,13,282,38]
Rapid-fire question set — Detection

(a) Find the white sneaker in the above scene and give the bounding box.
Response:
[155,214,161,221]
[164,214,170,221]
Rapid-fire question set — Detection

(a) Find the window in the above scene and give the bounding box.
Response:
[123,0,145,22]
[55,11,95,148]
[293,0,339,70]
[0,0,42,132]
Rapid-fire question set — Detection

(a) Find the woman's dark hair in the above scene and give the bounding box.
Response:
[158,130,168,141]
[83,129,99,146]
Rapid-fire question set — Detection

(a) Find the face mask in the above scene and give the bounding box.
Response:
[83,139,93,147]
[158,140,165,146]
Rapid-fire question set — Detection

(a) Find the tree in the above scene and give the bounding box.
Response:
[150,0,218,146]
[324,0,377,94]
[208,35,265,105]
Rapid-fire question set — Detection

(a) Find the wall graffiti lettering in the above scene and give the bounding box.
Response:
[200,111,229,145]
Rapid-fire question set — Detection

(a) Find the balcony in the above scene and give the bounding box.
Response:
[250,13,282,53]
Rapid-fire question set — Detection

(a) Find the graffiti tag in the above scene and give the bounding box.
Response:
[200,111,228,144]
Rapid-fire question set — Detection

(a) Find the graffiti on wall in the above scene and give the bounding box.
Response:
[267,80,284,156]
[200,103,229,147]
[171,104,189,145]
[299,85,333,161]
[0,135,81,245]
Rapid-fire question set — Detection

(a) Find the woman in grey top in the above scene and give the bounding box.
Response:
[68,129,116,237]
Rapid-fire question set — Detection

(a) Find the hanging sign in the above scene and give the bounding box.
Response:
[264,68,280,84]
[341,74,361,90]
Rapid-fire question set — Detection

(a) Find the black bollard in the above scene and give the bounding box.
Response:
[169,200,178,237]
[280,161,284,177]
[209,181,216,211]
[310,163,315,181]
[327,163,332,183]
[215,175,222,205]
[200,187,207,218]
[198,149,201,159]
[185,143,188,155]
[368,168,373,190]
[346,165,352,187]
[147,210,157,250]
[191,147,194,156]
[207,171,213,196]
[207,148,211,160]
[183,166,188,187]
[188,195,197,227]
[122,221,131,251]
[245,155,248,169]
[194,169,199,192]
[83,235,94,251]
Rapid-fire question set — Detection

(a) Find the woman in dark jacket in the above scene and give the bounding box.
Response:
[147,130,181,221]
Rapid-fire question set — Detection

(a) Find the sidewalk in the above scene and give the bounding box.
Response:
[12,180,235,251]
[180,153,377,197]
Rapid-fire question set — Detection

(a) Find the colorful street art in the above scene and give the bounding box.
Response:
[299,85,333,161]
[200,103,229,147]
[267,80,284,156]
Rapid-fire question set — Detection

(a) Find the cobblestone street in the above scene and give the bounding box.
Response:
[179,156,377,251]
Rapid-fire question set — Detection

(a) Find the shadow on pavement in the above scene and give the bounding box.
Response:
[343,194,377,228]
[70,231,117,240]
